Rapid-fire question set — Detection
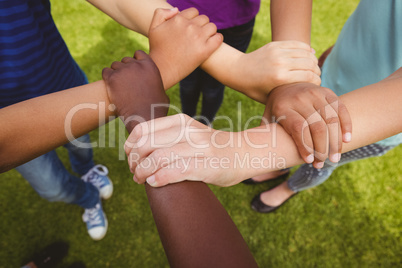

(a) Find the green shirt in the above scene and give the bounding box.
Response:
[321,0,402,146]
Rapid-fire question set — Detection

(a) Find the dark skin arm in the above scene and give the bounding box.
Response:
[267,0,351,167]
[103,53,257,268]
[145,182,258,268]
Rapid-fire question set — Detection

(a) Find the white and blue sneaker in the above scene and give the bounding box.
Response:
[83,202,108,240]
[82,164,113,200]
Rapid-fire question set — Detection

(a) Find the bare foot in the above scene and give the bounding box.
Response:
[251,169,289,183]
[260,181,296,207]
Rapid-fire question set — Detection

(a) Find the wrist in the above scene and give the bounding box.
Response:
[125,119,137,133]
[149,51,173,90]
[98,80,115,116]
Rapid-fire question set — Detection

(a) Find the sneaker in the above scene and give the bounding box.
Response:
[82,202,108,240]
[27,241,69,268]
[82,164,113,200]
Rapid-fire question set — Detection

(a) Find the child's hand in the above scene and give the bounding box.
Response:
[264,82,352,168]
[236,41,321,103]
[102,50,169,132]
[124,114,249,187]
[148,8,223,89]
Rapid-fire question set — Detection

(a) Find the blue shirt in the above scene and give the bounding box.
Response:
[321,0,402,146]
[0,0,87,108]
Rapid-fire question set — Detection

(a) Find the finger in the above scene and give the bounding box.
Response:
[191,14,210,26]
[322,103,342,163]
[205,33,223,56]
[142,158,204,187]
[133,148,174,183]
[127,113,207,145]
[150,7,179,30]
[331,100,352,143]
[125,114,192,148]
[101,67,113,81]
[126,126,195,175]
[289,58,321,76]
[121,57,134,63]
[110,61,125,70]
[127,124,187,164]
[305,110,329,167]
[179,7,199,19]
[133,50,150,61]
[127,123,212,173]
[203,21,218,36]
[327,118,342,163]
[284,48,319,65]
[281,70,321,86]
[283,112,315,163]
[135,143,201,183]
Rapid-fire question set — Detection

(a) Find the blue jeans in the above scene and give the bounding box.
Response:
[16,134,99,209]
[180,18,256,124]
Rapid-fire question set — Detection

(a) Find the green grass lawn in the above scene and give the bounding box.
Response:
[1,0,401,267]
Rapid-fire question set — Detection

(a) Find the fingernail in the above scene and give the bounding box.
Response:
[315,162,324,169]
[146,175,156,186]
[170,7,178,11]
[344,132,352,142]
[133,175,138,183]
[330,153,341,163]
[311,48,316,55]
[306,154,314,163]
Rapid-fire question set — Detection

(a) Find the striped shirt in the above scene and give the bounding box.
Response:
[0,0,87,108]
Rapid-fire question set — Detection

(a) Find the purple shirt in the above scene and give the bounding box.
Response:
[167,0,260,29]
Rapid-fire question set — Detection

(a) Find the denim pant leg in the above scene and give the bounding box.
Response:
[287,144,396,192]
[180,69,203,118]
[15,150,99,209]
[63,134,95,175]
[180,19,255,123]
[198,71,226,124]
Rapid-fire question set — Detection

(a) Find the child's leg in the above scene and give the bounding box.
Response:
[199,71,226,124]
[253,143,396,212]
[15,151,99,209]
[288,143,395,192]
[63,134,95,175]
[199,19,256,124]
[179,68,203,118]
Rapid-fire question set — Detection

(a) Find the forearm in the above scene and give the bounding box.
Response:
[87,0,172,36]
[0,80,113,172]
[87,0,253,93]
[270,0,312,44]
[145,182,258,267]
[244,70,402,178]
[123,98,257,268]
[199,45,245,90]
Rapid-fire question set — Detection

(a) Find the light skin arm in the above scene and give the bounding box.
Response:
[0,81,113,173]
[102,50,258,266]
[1,45,258,268]
[267,0,352,167]
[87,0,321,102]
[127,68,402,187]
[0,59,259,268]
[102,26,258,268]
[119,96,258,267]
[270,0,312,44]
[0,7,222,173]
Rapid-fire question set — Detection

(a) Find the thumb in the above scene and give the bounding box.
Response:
[133,50,149,61]
[149,7,179,31]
